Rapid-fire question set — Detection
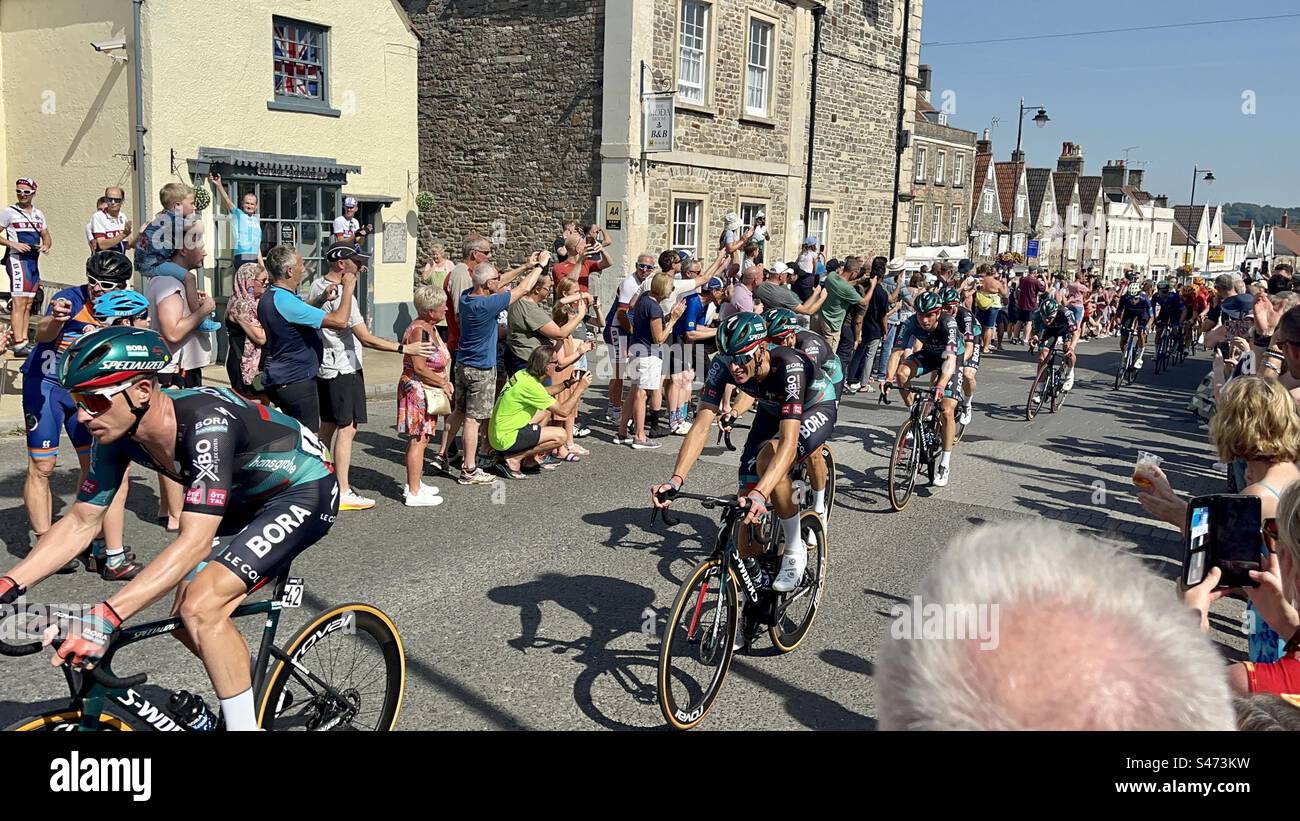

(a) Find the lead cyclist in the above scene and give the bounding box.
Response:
[0,327,341,731]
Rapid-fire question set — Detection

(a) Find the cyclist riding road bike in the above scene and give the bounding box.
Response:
[940,286,979,427]
[1028,297,1079,400]
[892,292,961,488]
[651,312,837,596]
[1117,282,1154,369]
[0,326,342,731]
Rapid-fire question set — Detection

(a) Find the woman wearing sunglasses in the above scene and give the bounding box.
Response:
[19,250,137,579]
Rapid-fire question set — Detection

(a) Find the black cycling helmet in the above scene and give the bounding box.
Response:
[87,250,133,284]
[915,292,942,315]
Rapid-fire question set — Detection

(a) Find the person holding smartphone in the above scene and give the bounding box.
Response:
[1139,377,1300,665]
[553,232,611,292]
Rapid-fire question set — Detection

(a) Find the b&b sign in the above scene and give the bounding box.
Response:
[643,93,674,153]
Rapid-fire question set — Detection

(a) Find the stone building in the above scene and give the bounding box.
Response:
[1025,167,1058,267]
[904,68,976,270]
[968,130,1003,266]
[404,0,923,300]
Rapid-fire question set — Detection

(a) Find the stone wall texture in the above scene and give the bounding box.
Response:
[403,0,606,265]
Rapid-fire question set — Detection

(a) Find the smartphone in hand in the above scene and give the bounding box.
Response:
[1183,494,1264,589]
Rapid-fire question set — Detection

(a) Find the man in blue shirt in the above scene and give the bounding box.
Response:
[437,252,546,485]
[210,173,263,271]
[257,245,357,430]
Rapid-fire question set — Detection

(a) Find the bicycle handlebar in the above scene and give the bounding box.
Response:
[0,604,147,689]
[650,490,744,529]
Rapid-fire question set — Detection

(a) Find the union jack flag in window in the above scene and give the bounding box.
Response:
[273,21,324,101]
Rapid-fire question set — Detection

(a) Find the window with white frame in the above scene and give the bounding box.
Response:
[911,206,923,244]
[982,190,994,214]
[739,202,766,232]
[678,1,711,105]
[744,18,774,118]
[1070,204,1079,226]
[935,151,946,185]
[931,206,943,244]
[809,208,830,256]
[1016,195,1026,219]
[954,154,964,186]
[1092,234,1100,257]
[950,207,961,245]
[1069,235,1078,260]
[915,147,926,182]
[672,198,703,255]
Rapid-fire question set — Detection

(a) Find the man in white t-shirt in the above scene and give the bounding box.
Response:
[88,186,134,254]
[86,196,107,249]
[309,243,434,512]
[332,196,371,245]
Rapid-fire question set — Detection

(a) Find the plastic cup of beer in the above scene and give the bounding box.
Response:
[1132,452,1163,490]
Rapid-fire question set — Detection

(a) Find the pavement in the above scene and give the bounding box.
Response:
[0,334,1239,730]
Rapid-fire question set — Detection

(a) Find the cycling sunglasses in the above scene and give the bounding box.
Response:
[71,390,117,417]
[88,276,124,291]
[718,347,761,368]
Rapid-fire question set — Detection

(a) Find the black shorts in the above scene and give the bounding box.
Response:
[267,379,321,432]
[158,369,203,390]
[203,475,340,593]
[738,403,837,490]
[905,354,965,403]
[317,370,368,427]
[501,423,542,456]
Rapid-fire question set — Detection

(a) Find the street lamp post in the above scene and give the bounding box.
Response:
[1008,97,1049,262]
[1184,166,1215,274]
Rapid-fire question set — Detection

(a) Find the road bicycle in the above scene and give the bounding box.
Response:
[1,569,405,731]
[884,381,946,511]
[1026,339,1069,421]
[653,491,827,730]
[1153,322,1180,374]
[1114,324,1143,390]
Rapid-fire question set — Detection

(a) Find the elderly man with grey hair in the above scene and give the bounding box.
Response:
[877,522,1237,730]
[437,251,547,484]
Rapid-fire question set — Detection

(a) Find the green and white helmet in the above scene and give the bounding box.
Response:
[59,326,172,392]
[717,312,769,357]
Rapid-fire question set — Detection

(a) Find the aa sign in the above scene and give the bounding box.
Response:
[643,94,674,153]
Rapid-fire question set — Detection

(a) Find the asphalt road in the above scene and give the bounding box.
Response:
[0,336,1242,730]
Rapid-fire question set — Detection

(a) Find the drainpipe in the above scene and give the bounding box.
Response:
[801,3,825,234]
[888,0,913,256]
[132,0,148,245]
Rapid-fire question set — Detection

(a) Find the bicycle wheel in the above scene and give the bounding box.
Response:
[888,418,920,511]
[1049,366,1066,413]
[658,557,738,730]
[1113,347,1127,390]
[6,708,135,731]
[1026,366,1049,421]
[258,604,406,731]
[770,512,828,653]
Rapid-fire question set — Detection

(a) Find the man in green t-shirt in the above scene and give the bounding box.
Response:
[489,344,591,478]
[815,262,875,352]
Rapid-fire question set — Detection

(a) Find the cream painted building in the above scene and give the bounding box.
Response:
[0,0,420,341]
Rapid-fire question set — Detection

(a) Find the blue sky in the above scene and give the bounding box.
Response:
[919,0,1299,206]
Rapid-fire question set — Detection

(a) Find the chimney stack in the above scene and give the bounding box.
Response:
[1101,160,1127,190]
[1284,211,1290,229]
[1010,148,1025,164]
[1153,194,1168,208]
[1238,219,1252,229]
[1127,168,1145,190]
[976,128,992,156]
[1056,141,1085,175]
[919,64,932,103]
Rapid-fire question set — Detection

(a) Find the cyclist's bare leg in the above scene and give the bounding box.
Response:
[756,441,798,520]
[940,397,958,452]
[806,447,828,497]
[179,562,257,727]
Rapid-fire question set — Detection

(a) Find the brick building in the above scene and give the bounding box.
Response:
[968,130,1004,266]
[904,67,976,270]
[403,0,922,302]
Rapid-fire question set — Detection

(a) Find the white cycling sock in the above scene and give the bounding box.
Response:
[781,515,804,557]
[220,688,258,731]
[940,451,952,469]
[812,488,826,516]
[105,546,126,568]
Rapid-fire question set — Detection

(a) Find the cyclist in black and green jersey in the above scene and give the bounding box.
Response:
[0,326,340,731]
[1027,297,1079,401]
[940,286,979,427]
[892,292,962,487]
